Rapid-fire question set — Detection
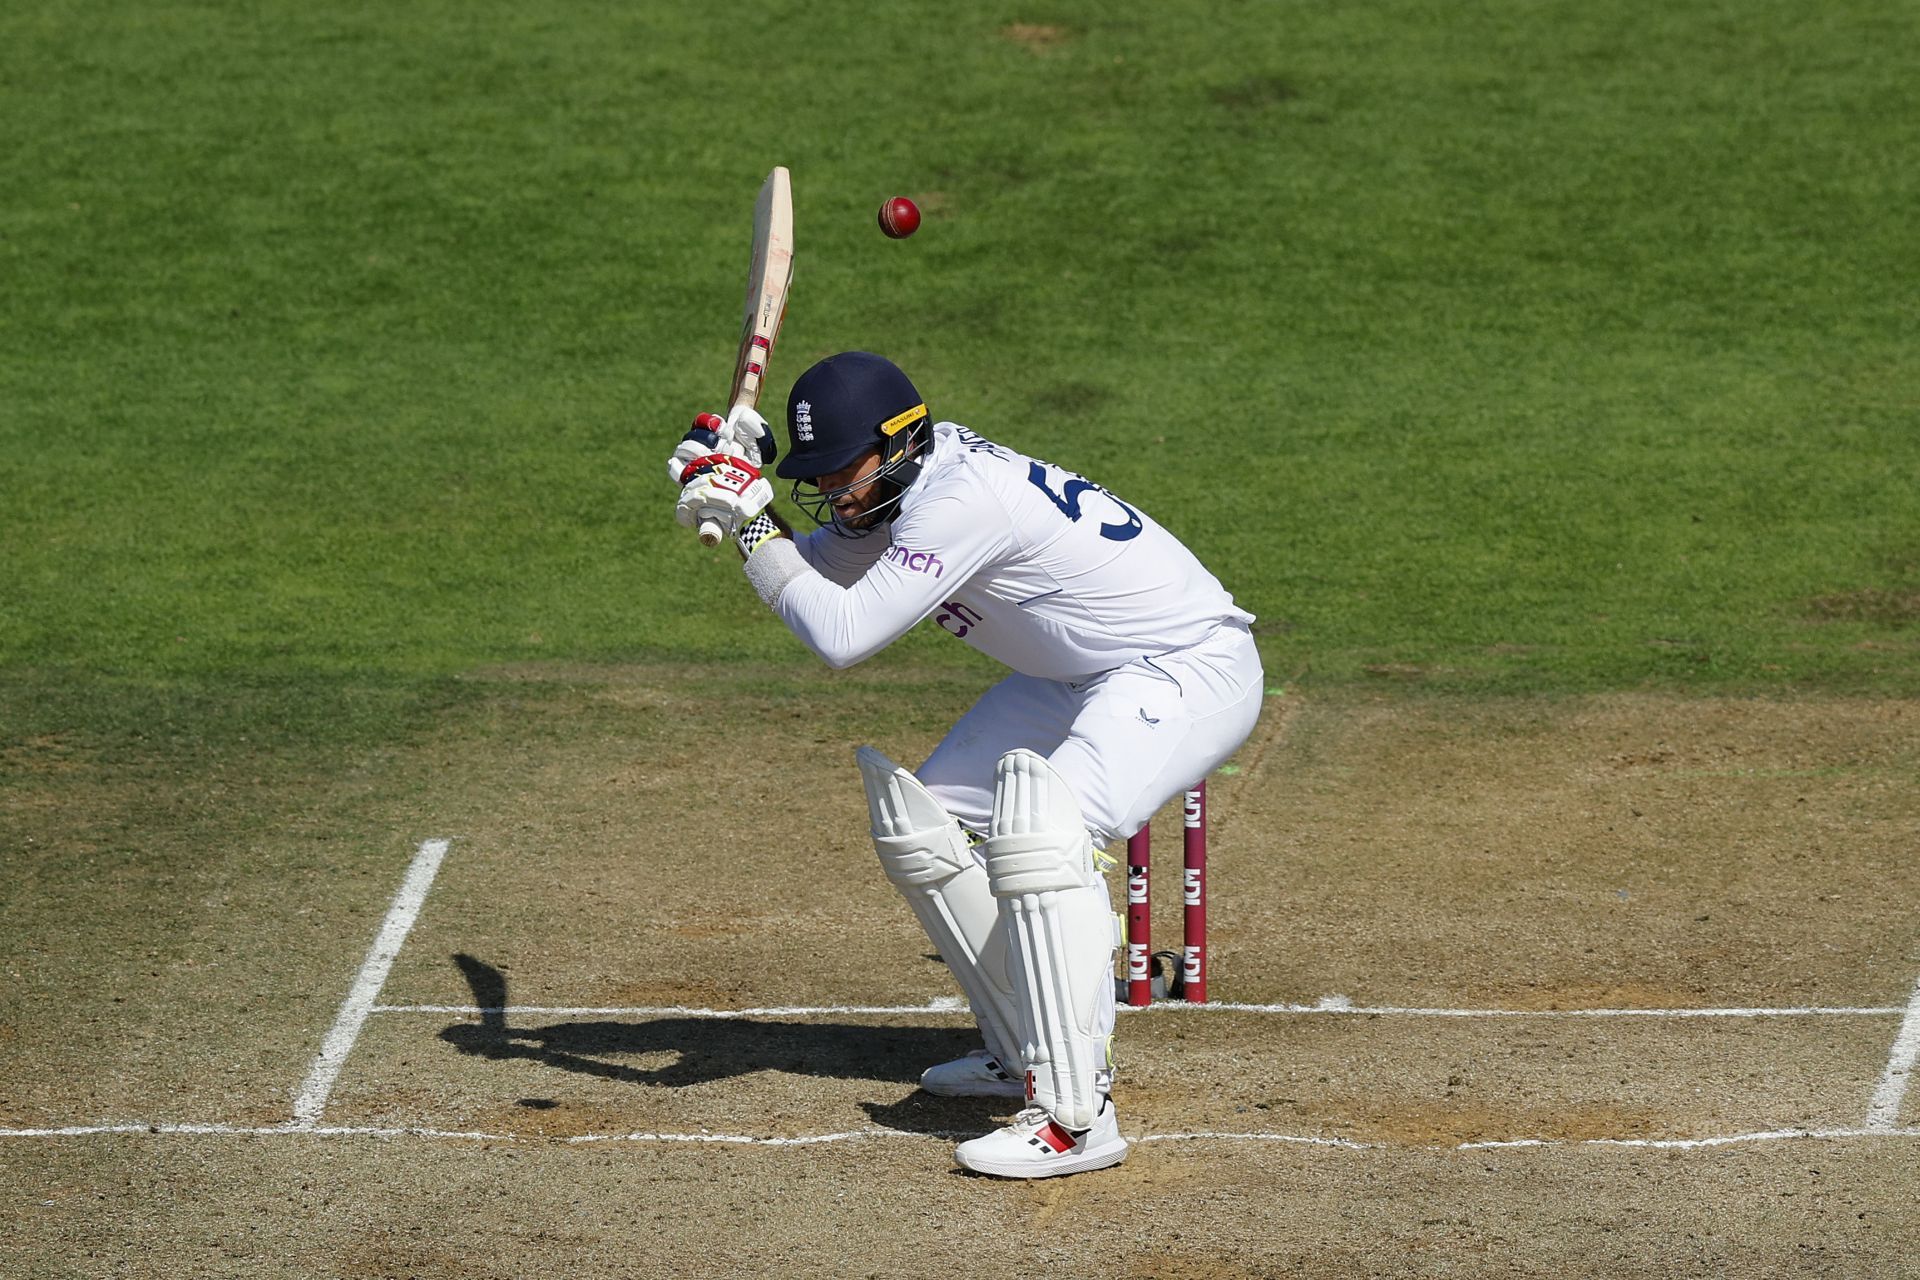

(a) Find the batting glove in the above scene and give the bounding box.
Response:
[667,407,779,487]
[721,404,778,468]
[674,454,773,540]
[668,412,728,486]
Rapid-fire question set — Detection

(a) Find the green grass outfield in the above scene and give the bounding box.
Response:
[3,0,1916,756]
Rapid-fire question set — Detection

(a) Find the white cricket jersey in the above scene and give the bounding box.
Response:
[776,421,1254,680]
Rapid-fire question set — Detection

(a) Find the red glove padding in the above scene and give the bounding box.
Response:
[673,454,773,539]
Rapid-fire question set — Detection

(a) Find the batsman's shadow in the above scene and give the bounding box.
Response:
[438,953,979,1095]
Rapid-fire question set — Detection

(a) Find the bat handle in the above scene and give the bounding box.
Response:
[699,398,754,547]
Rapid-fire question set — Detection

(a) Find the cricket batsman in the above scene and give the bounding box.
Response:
[670,352,1262,1178]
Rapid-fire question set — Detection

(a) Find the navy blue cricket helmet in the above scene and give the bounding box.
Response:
[777,352,931,534]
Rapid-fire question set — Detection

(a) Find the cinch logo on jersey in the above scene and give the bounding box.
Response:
[883,544,945,577]
[794,400,813,442]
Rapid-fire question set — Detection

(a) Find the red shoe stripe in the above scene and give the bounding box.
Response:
[1036,1122,1076,1154]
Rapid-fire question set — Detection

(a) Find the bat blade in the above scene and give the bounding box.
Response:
[702,165,794,548]
[727,165,795,415]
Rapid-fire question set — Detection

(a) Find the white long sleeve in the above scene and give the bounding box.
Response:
[762,422,1253,680]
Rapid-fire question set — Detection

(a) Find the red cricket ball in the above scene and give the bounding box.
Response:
[878,196,921,239]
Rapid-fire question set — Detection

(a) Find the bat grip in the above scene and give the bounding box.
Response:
[698,518,724,548]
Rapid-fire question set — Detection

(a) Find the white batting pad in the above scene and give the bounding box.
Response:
[981,749,1118,1131]
[857,746,1022,1072]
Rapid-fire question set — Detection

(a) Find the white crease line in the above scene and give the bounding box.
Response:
[1462,1126,1920,1151]
[0,1123,508,1141]
[374,1003,975,1018]
[0,1124,960,1144]
[4,1124,1917,1150]
[1138,1132,1376,1150]
[564,1129,964,1147]
[0,1125,217,1138]
[1865,965,1920,1130]
[1193,1003,1904,1018]
[370,1000,1903,1020]
[290,838,452,1128]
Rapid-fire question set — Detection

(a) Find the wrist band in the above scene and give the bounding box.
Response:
[736,512,783,558]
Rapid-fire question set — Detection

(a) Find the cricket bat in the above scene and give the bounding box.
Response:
[699,165,794,548]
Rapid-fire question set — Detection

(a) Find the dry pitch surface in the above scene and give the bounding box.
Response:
[3,673,1917,1277]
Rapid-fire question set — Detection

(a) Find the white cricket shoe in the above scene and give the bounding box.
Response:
[952,1099,1128,1179]
[918,1049,1026,1099]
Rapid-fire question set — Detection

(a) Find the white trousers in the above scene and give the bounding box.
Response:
[918,621,1264,847]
